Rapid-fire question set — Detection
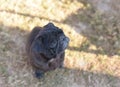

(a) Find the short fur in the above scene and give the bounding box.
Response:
[26,23,69,78]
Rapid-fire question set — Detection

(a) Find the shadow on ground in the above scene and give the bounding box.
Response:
[63,0,120,56]
[0,25,120,87]
[42,68,120,87]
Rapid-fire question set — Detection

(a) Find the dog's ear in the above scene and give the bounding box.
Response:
[31,36,44,53]
[44,22,55,29]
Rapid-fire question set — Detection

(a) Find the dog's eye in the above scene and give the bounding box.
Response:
[50,41,57,48]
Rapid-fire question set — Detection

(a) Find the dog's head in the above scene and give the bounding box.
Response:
[33,23,69,59]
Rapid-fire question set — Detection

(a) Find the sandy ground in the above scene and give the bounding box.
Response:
[0,0,120,87]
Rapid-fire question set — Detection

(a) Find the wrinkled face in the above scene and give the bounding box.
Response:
[36,23,69,59]
[41,29,69,59]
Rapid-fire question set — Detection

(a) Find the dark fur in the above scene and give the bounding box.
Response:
[26,23,69,78]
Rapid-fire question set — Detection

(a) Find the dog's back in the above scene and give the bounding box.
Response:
[26,27,41,54]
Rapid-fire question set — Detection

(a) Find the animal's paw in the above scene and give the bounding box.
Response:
[35,70,44,79]
[59,64,64,68]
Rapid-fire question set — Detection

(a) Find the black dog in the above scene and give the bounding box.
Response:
[26,23,69,78]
